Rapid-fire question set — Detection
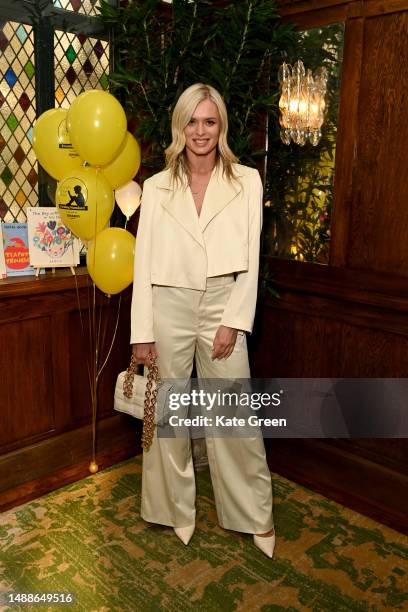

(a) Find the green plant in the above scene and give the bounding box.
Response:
[99,0,295,176]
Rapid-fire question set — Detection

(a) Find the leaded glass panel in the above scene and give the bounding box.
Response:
[0,22,37,222]
[53,0,101,17]
[54,30,109,108]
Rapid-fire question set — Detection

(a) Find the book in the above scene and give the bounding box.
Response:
[27,207,80,269]
[0,223,6,278]
[1,222,36,277]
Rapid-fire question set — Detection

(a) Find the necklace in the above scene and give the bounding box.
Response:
[189,168,215,196]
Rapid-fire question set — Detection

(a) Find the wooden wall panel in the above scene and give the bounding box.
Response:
[330,17,364,266]
[251,296,408,532]
[277,0,408,22]
[252,298,408,378]
[0,317,54,446]
[0,415,141,512]
[0,271,139,510]
[252,307,342,377]
[346,12,408,273]
[334,438,408,470]
[68,309,92,425]
[264,438,408,534]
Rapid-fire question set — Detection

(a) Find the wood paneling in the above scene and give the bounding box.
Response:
[330,18,364,266]
[0,270,137,506]
[347,12,408,274]
[277,1,408,28]
[0,317,54,446]
[0,415,141,512]
[252,295,408,377]
[51,314,72,431]
[362,0,408,16]
[333,438,408,470]
[277,0,408,17]
[265,439,408,534]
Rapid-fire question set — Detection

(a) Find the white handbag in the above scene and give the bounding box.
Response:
[114,354,162,450]
[115,354,197,451]
[114,369,156,421]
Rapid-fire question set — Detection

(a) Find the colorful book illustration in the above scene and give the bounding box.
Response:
[0,223,6,278]
[27,207,80,269]
[1,222,36,277]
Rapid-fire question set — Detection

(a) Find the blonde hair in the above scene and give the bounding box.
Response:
[164,83,239,186]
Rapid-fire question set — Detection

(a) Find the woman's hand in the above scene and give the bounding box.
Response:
[132,342,158,367]
[212,325,238,360]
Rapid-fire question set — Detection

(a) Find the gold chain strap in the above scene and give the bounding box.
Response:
[123,353,160,451]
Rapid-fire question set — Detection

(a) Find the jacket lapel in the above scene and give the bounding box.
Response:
[157,169,205,249]
[156,164,243,246]
[198,165,243,232]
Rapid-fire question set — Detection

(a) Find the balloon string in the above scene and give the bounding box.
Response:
[97,294,122,381]
[96,289,104,361]
[86,271,93,386]
[94,167,108,390]
[73,268,97,468]
[97,198,127,381]
[90,168,100,465]
[98,292,110,369]
[85,270,96,422]
[91,280,97,463]
[93,169,100,386]
[73,269,94,410]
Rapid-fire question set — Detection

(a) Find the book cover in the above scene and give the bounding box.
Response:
[2,222,36,277]
[27,207,80,268]
[0,223,6,278]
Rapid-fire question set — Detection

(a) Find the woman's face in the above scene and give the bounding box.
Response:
[184,98,221,157]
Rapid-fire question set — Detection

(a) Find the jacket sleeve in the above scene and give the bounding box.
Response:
[220,169,263,333]
[130,180,155,344]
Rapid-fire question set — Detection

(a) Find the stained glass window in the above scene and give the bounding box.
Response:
[54,31,109,108]
[0,22,37,222]
[53,0,101,17]
[0,0,111,224]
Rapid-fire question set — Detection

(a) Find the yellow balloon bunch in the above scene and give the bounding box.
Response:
[32,90,142,294]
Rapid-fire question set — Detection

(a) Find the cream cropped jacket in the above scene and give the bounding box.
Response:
[130,162,263,344]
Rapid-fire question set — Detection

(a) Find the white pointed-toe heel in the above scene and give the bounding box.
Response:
[174,524,195,545]
[253,530,275,558]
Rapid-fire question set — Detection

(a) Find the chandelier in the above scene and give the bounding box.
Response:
[278,60,328,146]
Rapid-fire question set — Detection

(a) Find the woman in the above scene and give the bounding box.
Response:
[130,83,275,558]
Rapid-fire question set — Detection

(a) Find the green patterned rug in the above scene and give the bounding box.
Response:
[0,455,407,612]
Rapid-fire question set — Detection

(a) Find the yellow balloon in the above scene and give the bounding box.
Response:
[87,228,135,295]
[32,108,82,180]
[101,132,141,189]
[56,167,114,241]
[67,90,127,166]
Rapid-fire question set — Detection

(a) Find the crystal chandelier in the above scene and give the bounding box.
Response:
[278,60,328,146]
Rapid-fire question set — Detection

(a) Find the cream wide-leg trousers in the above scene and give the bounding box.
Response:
[140,274,274,534]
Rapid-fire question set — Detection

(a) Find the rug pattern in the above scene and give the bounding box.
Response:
[0,456,407,611]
